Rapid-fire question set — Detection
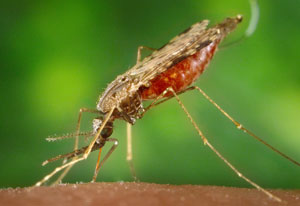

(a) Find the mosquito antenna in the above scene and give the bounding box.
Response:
[46,132,94,142]
[221,0,259,48]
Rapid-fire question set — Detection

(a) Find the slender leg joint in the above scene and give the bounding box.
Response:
[83,153,89,159]
[165,87,209,145]
[237,123,243,130]
[113,140,119,146]
[203,138,208,145]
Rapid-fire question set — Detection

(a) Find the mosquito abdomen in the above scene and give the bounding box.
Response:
[140,39,220,100]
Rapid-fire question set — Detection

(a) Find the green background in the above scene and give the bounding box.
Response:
[1,0,299,188]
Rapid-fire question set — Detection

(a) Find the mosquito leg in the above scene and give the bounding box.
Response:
[35,107,115,187]
[126,123,138,181]
[142,87,195,116]
[140,87,178,118]
[136,46,157,63]
[92,138,119,182]
[36,157,86,186]
[142,85,299,166]
[162,87,282,202]
[51,108,100,186]
[143,85,300,166]
[190,86,300,167]
[43,142,103,166]
[93,147,103,182]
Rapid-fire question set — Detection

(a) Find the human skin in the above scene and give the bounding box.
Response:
[1,182,299,206]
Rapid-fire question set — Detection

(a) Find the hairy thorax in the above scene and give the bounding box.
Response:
[97,75,144,124]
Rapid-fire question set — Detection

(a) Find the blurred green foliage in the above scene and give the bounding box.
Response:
[0,0,299,188]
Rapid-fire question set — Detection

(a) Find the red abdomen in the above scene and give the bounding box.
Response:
[141,40,220,100]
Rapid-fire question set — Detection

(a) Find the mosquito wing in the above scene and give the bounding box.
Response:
[127,20,221,84]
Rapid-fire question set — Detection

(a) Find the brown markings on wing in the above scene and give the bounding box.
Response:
[127,20,218,83]
[128,16,242,87]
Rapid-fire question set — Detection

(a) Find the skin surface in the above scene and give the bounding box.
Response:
[1,182,299,206]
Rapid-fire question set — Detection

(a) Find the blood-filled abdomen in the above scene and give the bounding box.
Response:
[140,40,220,100]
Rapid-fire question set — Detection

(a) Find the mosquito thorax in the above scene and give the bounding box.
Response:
[97,74,144,125]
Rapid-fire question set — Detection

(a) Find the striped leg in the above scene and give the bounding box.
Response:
[35,107,115,186]
[142,87,282,202]
[51,108,99,186]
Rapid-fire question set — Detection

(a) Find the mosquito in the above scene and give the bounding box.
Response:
[35,10,299,202]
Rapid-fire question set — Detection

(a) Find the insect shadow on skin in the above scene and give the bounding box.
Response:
[35,0,299,203]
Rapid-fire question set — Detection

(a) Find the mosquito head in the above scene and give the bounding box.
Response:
[92,116,114,138]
